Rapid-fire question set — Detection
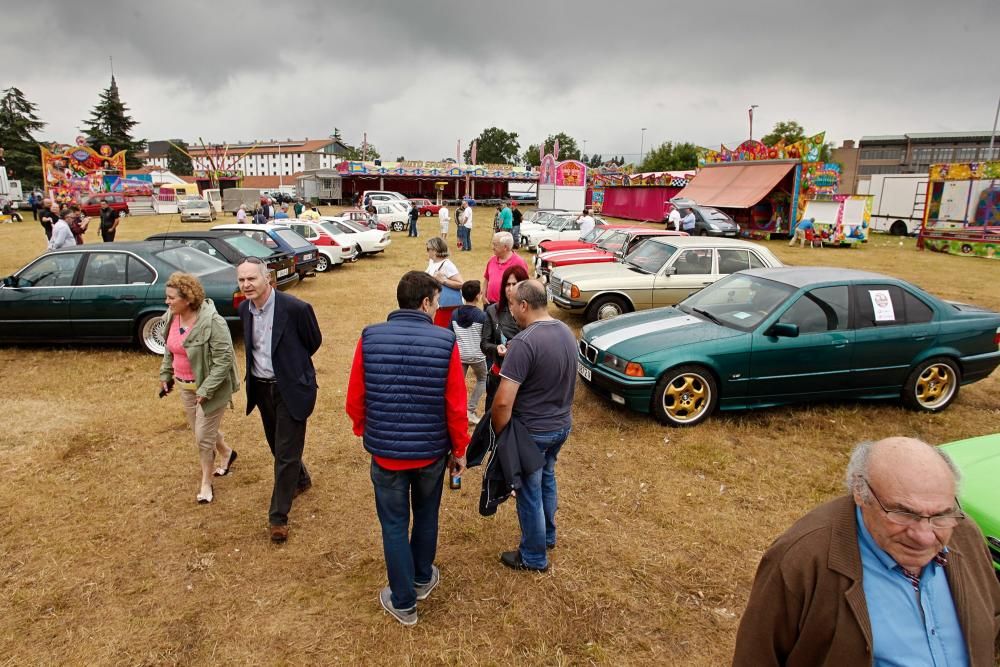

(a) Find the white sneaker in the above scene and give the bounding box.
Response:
[468,411,481,425]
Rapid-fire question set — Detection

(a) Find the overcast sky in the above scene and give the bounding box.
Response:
[4,0,997,162]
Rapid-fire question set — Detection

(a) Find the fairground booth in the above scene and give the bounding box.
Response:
[588,167,692,221]
[676,133,861,244]
[40,137,128,204]
[917,161,1000,260]
[328,160,538,204]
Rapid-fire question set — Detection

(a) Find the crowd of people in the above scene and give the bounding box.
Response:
[24,196,123,249]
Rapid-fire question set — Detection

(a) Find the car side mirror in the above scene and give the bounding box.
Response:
[2,276,16,288]
[662,266,677,276]
[768,322,799,338]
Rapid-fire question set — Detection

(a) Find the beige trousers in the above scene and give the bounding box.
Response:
[179,389,227,453]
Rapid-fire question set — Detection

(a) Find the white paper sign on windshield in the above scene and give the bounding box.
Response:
[869,289,895,322]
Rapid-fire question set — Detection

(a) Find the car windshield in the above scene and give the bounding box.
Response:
[155,246,232,276]
[320,222,345,236]
[340,220,368,233]
[221,234,275,259]
[678,273,796,331]
[623,241,677,274]
[596,231,629,252]
[542,214,570,228]
[700,207,733,223]
[187,200,209,209]
[581,227,609,243]
[274,229,313,250]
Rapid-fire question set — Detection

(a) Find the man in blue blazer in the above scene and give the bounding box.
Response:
[237,258,322,542]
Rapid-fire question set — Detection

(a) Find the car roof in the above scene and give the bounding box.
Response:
[47,241,180,253]
[147,230,241,239]
[213,223,291,231]
[742,266,897,287]
[644,236,763,249]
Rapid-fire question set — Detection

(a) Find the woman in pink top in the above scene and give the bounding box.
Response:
[159,273,239,504]
[482,231,528,305]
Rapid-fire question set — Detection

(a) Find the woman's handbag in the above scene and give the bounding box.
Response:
[439,284,464,307]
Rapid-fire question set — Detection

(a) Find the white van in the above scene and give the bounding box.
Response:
[362,190,411,211]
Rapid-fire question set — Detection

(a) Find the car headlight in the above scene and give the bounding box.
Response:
[562,283,580,298]
[708,223,720,231]
[602,353,644,377]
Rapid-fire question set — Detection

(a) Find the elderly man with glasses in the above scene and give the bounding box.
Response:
[733,436,1000,667]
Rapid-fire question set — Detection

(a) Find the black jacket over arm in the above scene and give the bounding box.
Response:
[467,412,544,516]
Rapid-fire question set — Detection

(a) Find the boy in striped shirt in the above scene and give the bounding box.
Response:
[451,280,488,424]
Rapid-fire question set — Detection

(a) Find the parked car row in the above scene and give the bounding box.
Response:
[0,214,393,357]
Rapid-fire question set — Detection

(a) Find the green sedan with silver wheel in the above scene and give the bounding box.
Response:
[576,267,1000,426]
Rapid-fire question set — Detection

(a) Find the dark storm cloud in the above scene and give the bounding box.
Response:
[2,0,997,156]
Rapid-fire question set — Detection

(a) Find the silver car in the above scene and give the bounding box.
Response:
[548,236,782,321]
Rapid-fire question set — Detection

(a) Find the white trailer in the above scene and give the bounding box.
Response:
[860,173,928,236]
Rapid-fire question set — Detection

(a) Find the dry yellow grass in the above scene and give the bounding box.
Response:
[0,210,997,665]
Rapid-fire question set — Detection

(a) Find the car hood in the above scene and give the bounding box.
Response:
[552,261,653,287]
[582,307,744,359]
[939,434,1000,534]
[540,241,592,253]
[543,248,611,261]
[548,249,615,264]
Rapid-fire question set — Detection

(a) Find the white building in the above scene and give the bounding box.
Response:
[138,137,351,177]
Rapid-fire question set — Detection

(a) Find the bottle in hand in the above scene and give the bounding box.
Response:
[449,473,462,490]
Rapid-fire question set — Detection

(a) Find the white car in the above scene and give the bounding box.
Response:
[363,191,412,211]
[284,220,358,271]
[520,214,607,250]
[517,211,574,239]
[319,216,392,255]
[179,198,217,222]
[372,201,411,232]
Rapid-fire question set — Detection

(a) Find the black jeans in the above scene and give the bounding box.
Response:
[101,228,116,242]
[371,456,447,610]
[254,379,311,525]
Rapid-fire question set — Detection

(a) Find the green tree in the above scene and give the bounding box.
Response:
[586,153,604,168]
[166,140,193,175]
[638,141,700,172]
[81,76,147,169]
[464,127,520,164]
[760,120,805,146]
[342,142,381,161]
[0,87,46,186]
[522,132,582,167]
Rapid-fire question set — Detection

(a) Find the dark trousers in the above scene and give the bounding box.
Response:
[101,228,116,242]
[371,456,447,610]
[408,218,418,237]
[41,222,52,239]
[31,205,39,221]
[255,380,311,525]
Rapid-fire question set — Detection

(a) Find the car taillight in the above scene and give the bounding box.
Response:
[233,291,246,309]
[995,327,1000,348]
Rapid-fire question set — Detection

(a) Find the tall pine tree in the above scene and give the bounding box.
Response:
[81,76,147,169]
[0,87,46,186]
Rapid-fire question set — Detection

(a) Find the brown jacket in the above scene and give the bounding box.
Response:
[732,495,1000,666]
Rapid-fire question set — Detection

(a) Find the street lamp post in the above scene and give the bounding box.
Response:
[639,127,647,166]
[748,105,759,142]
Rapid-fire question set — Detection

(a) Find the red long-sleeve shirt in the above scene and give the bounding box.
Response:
[345,338,470,470]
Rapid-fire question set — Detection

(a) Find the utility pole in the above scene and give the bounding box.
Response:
[749,105,759,142]
[639,128,647,166]
[987,93,1000,160]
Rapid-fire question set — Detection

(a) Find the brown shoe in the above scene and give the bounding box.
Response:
[269,524,289,543]
[293,480,312,498]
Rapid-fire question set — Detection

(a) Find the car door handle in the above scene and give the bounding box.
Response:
[832,340,850,348]
[118,295,137,301]
[49,296,66,303]
[701,281,713,285]
[913,335,928,341]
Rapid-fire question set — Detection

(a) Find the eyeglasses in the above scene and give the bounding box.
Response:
[241,256,266,264]
[863,479,965,529]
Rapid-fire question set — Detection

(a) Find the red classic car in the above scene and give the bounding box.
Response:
[78,193,130,217]
[536,225,638,254]
[534,228,687,282]
[408,198,442,216]
[338,208,389,232]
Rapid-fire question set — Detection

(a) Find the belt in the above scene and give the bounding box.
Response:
[253,376,278,383]
[176,377,195,383]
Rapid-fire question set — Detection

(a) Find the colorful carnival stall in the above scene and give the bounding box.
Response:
[41,138,127,205]
[798,194,872,246]
[537,150,587,212]
[684,132,842,239]
[917,162,1000,260]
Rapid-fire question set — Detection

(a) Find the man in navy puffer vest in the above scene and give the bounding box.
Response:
[346,271,471,626]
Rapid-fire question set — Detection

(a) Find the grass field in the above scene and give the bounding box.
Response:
[0,209,998,665]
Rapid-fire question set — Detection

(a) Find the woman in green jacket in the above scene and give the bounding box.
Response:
[159,272,240,504]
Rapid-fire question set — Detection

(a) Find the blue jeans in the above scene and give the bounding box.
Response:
[371,456,447,609]
[408,218,418,237]
[458,225,471,250]
[515,427,570,568]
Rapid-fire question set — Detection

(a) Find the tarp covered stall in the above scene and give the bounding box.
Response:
[674,160,800,238]
[599,186,685,221]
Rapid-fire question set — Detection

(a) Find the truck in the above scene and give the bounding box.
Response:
[202,188,223,214]
[0,170,24,207]
[857,173,928,236]
[222,188,263,215]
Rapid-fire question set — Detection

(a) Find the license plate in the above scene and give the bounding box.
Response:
[277,268,290,278]
[577,362,592,381]
[302,253,314,261]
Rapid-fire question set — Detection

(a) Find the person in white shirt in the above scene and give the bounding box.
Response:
[458,201,473,251]
[439,205,451,241]
[236,205,247,224]
[47,215,77,250]
[577,208,595,239]
[667,206,681,231]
